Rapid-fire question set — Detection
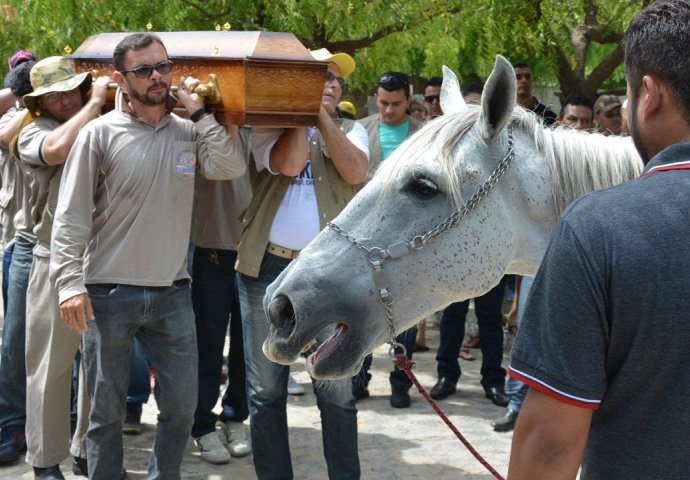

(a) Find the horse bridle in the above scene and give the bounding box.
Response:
[327,126,515,356]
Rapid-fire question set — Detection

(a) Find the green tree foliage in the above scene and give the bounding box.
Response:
[1,0,651,104]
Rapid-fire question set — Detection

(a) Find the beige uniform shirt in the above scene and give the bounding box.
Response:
[191,128,252,250]
[17,116,63,253]
[51,110,246,304]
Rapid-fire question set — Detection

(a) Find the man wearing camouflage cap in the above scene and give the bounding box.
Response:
[16,55,109,479]
[593,94,623,135]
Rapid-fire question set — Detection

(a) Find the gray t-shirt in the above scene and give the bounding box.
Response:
[51,110,246,304]
[510,142,690,478]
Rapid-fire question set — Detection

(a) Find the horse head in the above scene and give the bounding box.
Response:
[262,55,642,380]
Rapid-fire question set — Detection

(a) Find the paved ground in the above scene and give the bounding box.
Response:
[0,313,514,480]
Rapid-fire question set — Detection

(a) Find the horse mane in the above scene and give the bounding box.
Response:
[381,106,643,215]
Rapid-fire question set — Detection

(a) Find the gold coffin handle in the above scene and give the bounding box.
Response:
[94,71,222,105]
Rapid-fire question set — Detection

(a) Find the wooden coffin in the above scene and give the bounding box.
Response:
[71,31,328,127]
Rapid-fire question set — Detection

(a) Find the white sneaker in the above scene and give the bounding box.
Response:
[221,421,251,457]
[194,431,231,464]
[287,374,305,396]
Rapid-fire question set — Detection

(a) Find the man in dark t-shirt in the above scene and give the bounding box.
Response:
[513,62,557,126]
[508,1,690,478]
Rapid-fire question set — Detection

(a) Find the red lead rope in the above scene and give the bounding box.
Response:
[393,355,506,480]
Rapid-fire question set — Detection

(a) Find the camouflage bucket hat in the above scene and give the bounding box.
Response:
[23,56,92,113]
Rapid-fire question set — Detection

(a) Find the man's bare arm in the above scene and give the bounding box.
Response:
[508,388,592,479]
[317,106,367,185]
[269,127,309,176]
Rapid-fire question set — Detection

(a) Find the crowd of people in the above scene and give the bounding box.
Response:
[0,0,687,478]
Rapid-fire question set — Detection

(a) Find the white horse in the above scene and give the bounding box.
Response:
[262,55,642,380]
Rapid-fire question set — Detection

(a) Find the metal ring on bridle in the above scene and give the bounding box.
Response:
[388,342,407,359]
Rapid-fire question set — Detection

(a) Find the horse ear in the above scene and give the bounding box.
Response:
[477,55,516,139]
[440,65,467,115]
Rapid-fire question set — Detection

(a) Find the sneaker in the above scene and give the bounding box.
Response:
[122,403,143,435]
[221,421,251,457]
[287,374,305,395]
[194,431,231,464]
[0,427,26,463]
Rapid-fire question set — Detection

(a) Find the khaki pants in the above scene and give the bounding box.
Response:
[25,254,88,467]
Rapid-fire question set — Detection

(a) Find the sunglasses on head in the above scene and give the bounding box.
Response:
[377,72,409,91]
[325,71,346,89]
[121,60,173,79]
[424,94,440,103]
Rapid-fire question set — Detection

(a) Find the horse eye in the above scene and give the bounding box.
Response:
[411,177,439,197]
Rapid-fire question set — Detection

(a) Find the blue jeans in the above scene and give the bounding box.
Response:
[238,252,360,480]
[507,276,533,412]
[83,282,198,480]
[0,236,33,429]
[2,239,14,316]
[127,339,151,405]
[436,279,506,390]
[191,247,248,438]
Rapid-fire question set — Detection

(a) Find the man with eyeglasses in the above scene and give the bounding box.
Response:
[51,33,245,479]
[357,70,422,408]
[513,62,557,126]
[423,76,443,119]
[235,47,368,480]
[12,55,110,480]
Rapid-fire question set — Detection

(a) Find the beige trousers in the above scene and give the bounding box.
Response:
[24,254,88,467]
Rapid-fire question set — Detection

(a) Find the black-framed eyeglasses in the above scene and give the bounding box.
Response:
[424,94,440,103]
[325,71,346,89]
[121,60,173,79]
[377,72,409,92]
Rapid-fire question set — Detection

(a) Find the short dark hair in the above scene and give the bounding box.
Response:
[113,33,167,71]
[462,82,484,97]
[424,76,443,90]
[625,0,690,124]
[559,95,594,119]
[512,62,531,70]
[376,71,410,97]
[3,60,35,96]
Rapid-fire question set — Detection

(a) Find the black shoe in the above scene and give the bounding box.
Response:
[72,456,88,476]
[390,386,411,408]
[33,465,65,479]
[492,409,519,432]
[123,402,143,435]
[430,377,457,400]
[485,386,509,407]
[352,382,370,400]
[0,427,26,463]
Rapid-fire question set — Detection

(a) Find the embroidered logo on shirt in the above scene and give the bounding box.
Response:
[176,150,197,176]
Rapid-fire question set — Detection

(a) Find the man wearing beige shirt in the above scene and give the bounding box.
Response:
[50,33,245,479]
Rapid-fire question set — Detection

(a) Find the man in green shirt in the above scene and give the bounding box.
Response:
[358,71,422,408]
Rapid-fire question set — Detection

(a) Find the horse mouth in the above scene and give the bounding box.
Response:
[263,294,362,378]
[307,322,350,366]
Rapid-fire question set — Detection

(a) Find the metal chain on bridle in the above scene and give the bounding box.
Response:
[327,126,514,480]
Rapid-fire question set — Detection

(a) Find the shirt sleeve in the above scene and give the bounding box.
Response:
[50,127,100,304]
[17,120,52,167]
[347,121,370,162]
[194,116,246,180]
[250,127,283,174]
[509,214,609,409]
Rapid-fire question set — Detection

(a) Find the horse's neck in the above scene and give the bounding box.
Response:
[544,128,643,215]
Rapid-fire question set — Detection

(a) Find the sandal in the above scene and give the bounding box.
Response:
[459,348,476,361]
[414,343,430,352]
[463,335,480,349]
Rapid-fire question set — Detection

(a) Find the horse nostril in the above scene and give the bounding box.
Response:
[268,295,296,338]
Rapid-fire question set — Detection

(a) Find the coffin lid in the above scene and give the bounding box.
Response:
[71,31,320,64]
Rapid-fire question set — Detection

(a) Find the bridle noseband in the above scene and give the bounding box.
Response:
[328,126,515,355]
